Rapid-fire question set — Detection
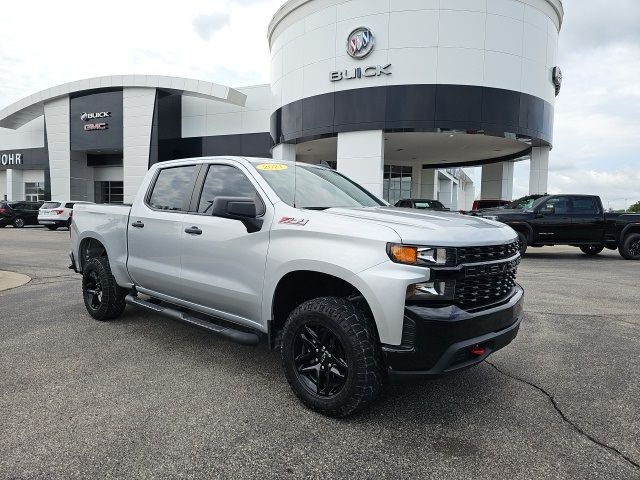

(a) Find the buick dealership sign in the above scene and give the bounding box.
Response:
[81,111,111,131]
[0,152,22,166]
[347,27,375,59]
[330,64,392,82]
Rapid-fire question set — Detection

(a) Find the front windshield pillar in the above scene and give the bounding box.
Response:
[336,130,385,198]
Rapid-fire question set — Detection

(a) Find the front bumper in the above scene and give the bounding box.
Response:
[383,286,524,378]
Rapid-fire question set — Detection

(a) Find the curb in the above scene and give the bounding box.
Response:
[0,270,32,292]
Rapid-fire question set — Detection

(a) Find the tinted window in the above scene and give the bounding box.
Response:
[149,166,197,211]
[544,196,571,214]
[42,202,61,209]
[197,165,263,214]
[64,203,75,209]
[571,196,599,214]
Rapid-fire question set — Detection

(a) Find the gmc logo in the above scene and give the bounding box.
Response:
[465,259,519,278]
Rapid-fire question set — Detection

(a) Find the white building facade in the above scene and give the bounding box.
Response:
[0,0,563,208]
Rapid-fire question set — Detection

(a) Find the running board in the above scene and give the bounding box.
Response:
[125,295,260,346]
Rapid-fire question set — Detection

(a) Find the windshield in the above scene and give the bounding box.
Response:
[252,162,385,209]
[504,195,541,210]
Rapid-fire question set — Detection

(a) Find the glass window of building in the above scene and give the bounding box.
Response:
[24,182,45,202]
[383,165,413,205]
[95,181,124,204]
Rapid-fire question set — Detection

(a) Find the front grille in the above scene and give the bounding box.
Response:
[456,241,519,265]
[454,271,517,309]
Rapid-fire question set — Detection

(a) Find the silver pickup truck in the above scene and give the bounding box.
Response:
[70,157,524,417]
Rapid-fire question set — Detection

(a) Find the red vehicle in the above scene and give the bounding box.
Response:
[471,199,510,211]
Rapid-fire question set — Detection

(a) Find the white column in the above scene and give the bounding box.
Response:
[438,176,453,209]
[411,164,422,198]
[0,171,7,200]
[6,169,24,200]
[529,146,550,194]
[420,169,437,199]
[337,130,384,197]
[44,97,71,200]
[123,88,157,203]
[481,162,514,200]
[272,143,296,162]
[451,181,459,210]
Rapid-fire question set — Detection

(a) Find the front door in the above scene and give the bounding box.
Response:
[127,164,198,297]
[179,162,271,328]
[531,196,574,243]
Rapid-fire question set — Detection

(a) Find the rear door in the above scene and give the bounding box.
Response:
[569,196,605,243]
[531,196,574,243]
[127,164,199,297]
[178,162,272,327]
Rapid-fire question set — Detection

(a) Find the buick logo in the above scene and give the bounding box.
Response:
[347,27,374,59]
[81,111,111,121]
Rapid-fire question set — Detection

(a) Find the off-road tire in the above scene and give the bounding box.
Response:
[12,217,25,228]
[580,245,604,256]
[46,225,59,231]
[82,257,127,321]
[281,297,383,417]
[517,231,528,255]
[619,233,640,260]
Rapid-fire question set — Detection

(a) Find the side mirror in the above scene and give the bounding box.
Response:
[211,197,263,233]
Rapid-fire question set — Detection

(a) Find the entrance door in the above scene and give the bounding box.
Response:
[127,164,198,297]
[179,162,271,327]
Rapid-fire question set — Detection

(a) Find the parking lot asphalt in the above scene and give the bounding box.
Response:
[0,227,638,479]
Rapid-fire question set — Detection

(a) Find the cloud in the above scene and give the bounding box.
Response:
[192,12,230,41]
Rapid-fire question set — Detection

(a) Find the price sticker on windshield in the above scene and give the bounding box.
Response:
[256,163,288,171]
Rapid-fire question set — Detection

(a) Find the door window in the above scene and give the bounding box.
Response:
[196,165,264,215]
[148,166,197,211]
[570,196,600,214]
[543,196,571,214]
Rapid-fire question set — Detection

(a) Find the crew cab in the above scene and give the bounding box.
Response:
[480,194,640,259]
[70,157,525,416]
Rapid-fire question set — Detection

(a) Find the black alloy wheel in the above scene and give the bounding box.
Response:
[12,217,25,228]
[84,270,103,311]
[620,233,640,260]
[580,245,604,256]
[293,323,349,397]
[281,297,383,417]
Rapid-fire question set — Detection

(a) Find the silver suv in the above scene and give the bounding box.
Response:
[70,157,524,417]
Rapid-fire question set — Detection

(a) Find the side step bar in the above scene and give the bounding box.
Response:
[125,295,260,346]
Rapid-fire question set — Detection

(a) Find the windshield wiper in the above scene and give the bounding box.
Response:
[301,207,331,211]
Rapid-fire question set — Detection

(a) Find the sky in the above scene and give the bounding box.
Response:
[0,0,638,210]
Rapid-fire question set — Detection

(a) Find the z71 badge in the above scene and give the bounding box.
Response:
[279,217,309,226]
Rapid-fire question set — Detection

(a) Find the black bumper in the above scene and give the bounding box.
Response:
[383,286,524,378]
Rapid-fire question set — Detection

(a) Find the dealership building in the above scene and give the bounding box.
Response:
[0,0,563,209]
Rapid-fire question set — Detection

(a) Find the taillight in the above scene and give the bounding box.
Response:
[54,209,64,215]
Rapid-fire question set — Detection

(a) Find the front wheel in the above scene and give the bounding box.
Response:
[580,245,604,256]
[82,257,127,321]
[281,297,383,417]
[620,233,640,260]
[46,225,58,231]
[12,217,25,228]
[516,232,528,255]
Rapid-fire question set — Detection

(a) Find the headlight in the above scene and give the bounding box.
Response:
[406,280,454,300]
[387,244,450,266]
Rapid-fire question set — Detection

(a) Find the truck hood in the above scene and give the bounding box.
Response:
[323,207,516,246]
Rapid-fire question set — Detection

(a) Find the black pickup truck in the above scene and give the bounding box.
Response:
[479,194,640,260]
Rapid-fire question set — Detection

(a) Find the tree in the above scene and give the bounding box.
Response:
[629,201,640,213]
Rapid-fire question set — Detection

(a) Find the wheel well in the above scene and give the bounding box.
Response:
[510,225,531,242]
[79,238,107,271]
[270,271,375,348]
[623,225,640,240]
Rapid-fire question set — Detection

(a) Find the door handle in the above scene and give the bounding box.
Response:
[185,226,203,235]
[131,220,145,228]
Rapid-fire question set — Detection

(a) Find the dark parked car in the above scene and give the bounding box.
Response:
[480,194,640,260]
[395,199,449,211]
[0,201,43,228]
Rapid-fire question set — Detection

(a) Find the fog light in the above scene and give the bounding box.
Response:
[406,280,454,300]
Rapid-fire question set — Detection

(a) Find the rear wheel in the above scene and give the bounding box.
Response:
[516,232,528,255]
[12,217,25,228]
[82,257,127,321]
[620,233,640,260]
[281,297,383,417]
[580,245,604,256]
[46,225,58,231]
